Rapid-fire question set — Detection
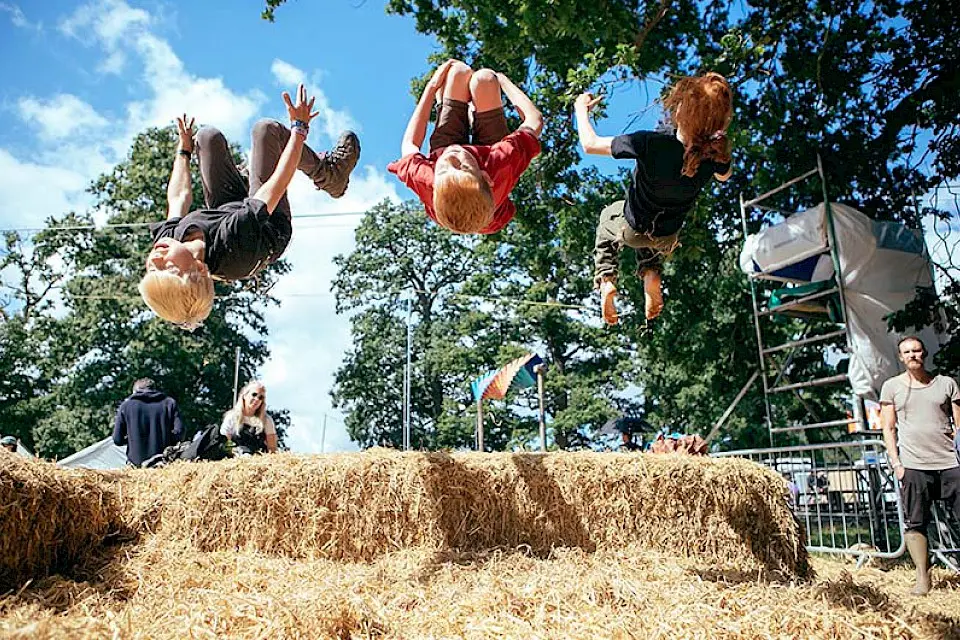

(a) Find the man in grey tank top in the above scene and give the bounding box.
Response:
[881,336,960,595]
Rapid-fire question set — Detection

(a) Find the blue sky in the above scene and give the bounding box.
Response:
[0,0,657,454]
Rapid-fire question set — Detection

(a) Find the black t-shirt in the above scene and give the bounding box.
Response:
[612,131,730,237]
[149,198,291,281]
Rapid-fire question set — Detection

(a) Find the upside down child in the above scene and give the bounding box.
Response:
[574,72,734,323]
[140,84,360,329]
[388,59,543,235]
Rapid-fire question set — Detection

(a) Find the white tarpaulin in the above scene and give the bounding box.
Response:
[741,203,946,399]
[58,437,127,469]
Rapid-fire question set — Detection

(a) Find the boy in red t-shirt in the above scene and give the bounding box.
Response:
[388,59,542,234]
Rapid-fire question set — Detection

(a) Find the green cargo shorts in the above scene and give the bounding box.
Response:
[593,200,679,287]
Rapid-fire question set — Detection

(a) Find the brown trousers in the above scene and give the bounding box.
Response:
[429,98,510,152]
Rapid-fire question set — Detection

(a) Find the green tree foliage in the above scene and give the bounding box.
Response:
[0,126,287,458]
[270,0,959,448]
[331,190,639,451]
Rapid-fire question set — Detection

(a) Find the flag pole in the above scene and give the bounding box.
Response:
[535,364,546,452]
[476,396,484,452]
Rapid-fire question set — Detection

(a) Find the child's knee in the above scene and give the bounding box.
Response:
[469,68,498,93]
[445,61,474,89]
[449,60,473,78]
[251,118,284,142]
[195,125,226,148]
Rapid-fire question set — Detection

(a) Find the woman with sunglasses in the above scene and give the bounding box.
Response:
[220,380,278,454]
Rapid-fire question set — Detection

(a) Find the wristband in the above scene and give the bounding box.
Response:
[291,119,309,137]
[178,149,192,157]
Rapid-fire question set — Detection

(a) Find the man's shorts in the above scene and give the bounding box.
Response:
[900,466,960,531]
[429,98,509,153]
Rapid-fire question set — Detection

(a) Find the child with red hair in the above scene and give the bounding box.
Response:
[575,72,734,323]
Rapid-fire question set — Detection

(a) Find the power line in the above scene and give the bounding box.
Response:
[67,290,594,312]
[0,210,368,235]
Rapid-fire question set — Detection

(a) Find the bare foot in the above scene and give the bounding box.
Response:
[643,270,664,320]
[600,278,619,325]
[911,572,932,596]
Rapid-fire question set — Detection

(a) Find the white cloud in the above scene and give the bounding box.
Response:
[260,167,401,453]
[0,149,91,229]
[57,0,265,141]
[98,51,126,75]
[18,94,109,141]
[0,2,41,30]
[58,0,149,45]
[270,58,360,145]
[270,59,304,86]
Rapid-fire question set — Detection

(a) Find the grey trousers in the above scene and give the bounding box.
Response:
[593,200,679,287]
[194,119,326,218]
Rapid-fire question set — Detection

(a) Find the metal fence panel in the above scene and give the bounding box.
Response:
[714,440,906,560]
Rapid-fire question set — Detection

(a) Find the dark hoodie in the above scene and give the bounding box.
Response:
[112,389,184,466]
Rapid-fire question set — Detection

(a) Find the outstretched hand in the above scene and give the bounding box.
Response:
[176,114,195,152]
[427,59,458,93]
[574,92,603,112]
[282,83,319,126]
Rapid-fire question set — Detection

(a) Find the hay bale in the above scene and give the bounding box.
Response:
[0,454,121,590]
[4,545,957,640]
[113,451,808,576]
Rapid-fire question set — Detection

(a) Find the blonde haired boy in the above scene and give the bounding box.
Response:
[388,60,542,234]
[141,84,360,329]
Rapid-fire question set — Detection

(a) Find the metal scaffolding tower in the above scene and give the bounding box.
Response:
[740,155,867,445]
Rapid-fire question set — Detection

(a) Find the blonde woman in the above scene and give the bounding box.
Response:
[220,381,278,454]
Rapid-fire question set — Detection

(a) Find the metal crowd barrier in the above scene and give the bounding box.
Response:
[714,440,906,561]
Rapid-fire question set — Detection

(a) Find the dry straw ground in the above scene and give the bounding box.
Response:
[2,451,959,638]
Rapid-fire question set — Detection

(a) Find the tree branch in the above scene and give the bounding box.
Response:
[635,0,671,50]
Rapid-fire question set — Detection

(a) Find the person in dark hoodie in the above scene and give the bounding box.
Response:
[113,378,184,467]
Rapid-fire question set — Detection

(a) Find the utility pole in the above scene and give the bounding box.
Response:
[232,346,241,403]
[403,295,413,451]
[476,396,484,452]
[535,364,547,452]
[321,413,328,453]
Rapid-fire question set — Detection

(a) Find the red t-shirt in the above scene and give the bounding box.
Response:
[387,128,541,234]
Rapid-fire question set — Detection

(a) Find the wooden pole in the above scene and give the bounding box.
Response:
[476,397,484,452]
[535,364,546,452]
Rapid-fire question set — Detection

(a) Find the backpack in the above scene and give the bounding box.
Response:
[141,424,228,468]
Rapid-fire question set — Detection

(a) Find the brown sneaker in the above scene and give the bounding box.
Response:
[600,278,619,325]
[315,131,360,198]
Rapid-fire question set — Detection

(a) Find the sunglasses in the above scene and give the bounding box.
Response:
[248,391,264,400]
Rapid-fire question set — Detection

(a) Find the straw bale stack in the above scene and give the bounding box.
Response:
[0,454,121,591]
[109,450,808,576]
